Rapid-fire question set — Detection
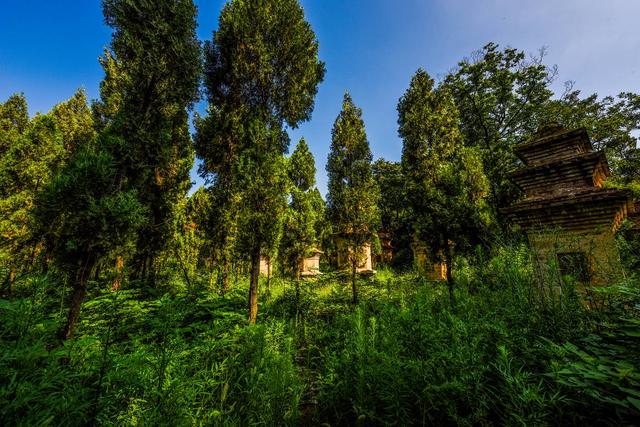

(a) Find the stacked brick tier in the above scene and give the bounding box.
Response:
[504,126,632,234]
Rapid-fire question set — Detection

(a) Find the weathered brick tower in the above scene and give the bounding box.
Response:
[504,125,633,287]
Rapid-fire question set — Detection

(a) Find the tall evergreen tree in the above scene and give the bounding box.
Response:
[372,158,413,267]
[34,143,146,339]
[0,91,94,290]
[196,0,325,323]
[101,0,201,282]
[280,139,321,279]
[399,69,489,305]
[326,93,380,304]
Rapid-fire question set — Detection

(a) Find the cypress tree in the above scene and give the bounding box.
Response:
[399,69,489,305]
[280,139,321,280]
[196,0,325,323]
[101,0,201,282]
[326,93,380,304]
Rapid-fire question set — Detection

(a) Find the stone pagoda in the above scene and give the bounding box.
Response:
[504,125,632,287]
[411,239,447,281]
[334,237,375,275]
[300,248,323,277]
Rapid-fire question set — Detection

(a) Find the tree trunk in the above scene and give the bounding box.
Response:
[266,259,271,295]
[295,266,301,309]
[62,253,95,340]
[148,256,156,286]
[174,249,192,290]
[248,245,260,324]
[351,259,358,305]
[42,248,51,273]
[220,251,231,295]
[111,256,123,291]
[208,259,215,291]
[7,270,16,296]
[444,239,455,306]
[94,262,102,281]
[140,255,147,281]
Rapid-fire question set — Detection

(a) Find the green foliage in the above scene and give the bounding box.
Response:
[399,69,489,300]
[49,89,96,154]
[101,0,201,274]
[372,159,413,267]
[197,0,325,320]
[544,291,640,424]
[543,87,640,185]
[2,245,639,425]
[204,0,325,128]
[0,91,94,274]
[327,93,380,274]
[280,139,322,277]
[34,143,147,271]
[443,43,555,227]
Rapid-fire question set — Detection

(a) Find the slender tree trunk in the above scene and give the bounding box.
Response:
[174,248,192,290]
[140,255,147,281]
[444,239,455,306]
[208,259,215,291]
[248,245,260,324]
[295,266,301,308]
[7,270,16,296]
[148,256,156,286]
[94,262,102,281]
[111,256,123,291]
[351,259,358,305]
[266,259,271,295]
[221,252,230,294]
[42,248,51,273]
[62,253,95,340]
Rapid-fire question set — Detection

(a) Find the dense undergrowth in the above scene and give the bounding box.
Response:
[1,246,639,426]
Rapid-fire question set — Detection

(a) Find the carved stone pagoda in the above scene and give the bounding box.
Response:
[300,248,323,277]
[504,125,633,287]
[334,236,375,275]
[411,240,447,281]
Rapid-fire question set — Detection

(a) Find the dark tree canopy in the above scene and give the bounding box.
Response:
[372,158,413,267]
[327,93,380,303]
[399,69,489,303]
[196,0,324,323]
[443,43,555,228]
[101,0,202,278]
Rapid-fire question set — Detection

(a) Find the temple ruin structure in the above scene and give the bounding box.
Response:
[335,236,375,274]
[376,231,394,265]
[411,240,447,281]
[504,126,633,287]
[259,256,272,277]
[300,248,323,277]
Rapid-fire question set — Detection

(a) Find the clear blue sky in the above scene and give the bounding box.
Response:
[2,0,639,197]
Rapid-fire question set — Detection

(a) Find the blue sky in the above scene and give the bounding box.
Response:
[2,0,639,197]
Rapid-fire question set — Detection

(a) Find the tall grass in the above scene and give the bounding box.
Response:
[1,245,638,425]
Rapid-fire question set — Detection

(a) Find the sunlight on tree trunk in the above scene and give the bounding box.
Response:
[63,254,95,339]
[249,245,260,324]
[111,255,123,291]
[444,239,455,306]
[351,256,358,305]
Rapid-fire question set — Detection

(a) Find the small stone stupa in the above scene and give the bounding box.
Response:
[259,256,272,276]
[411,239,447,281]
[376,231,394,264]
[300,248,323,277]
[504,125,632,286]
[334,236,375,274]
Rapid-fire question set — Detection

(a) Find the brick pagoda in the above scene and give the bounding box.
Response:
[504,125,633,286]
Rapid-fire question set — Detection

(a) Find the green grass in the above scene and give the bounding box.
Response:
[1,246,639,425]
